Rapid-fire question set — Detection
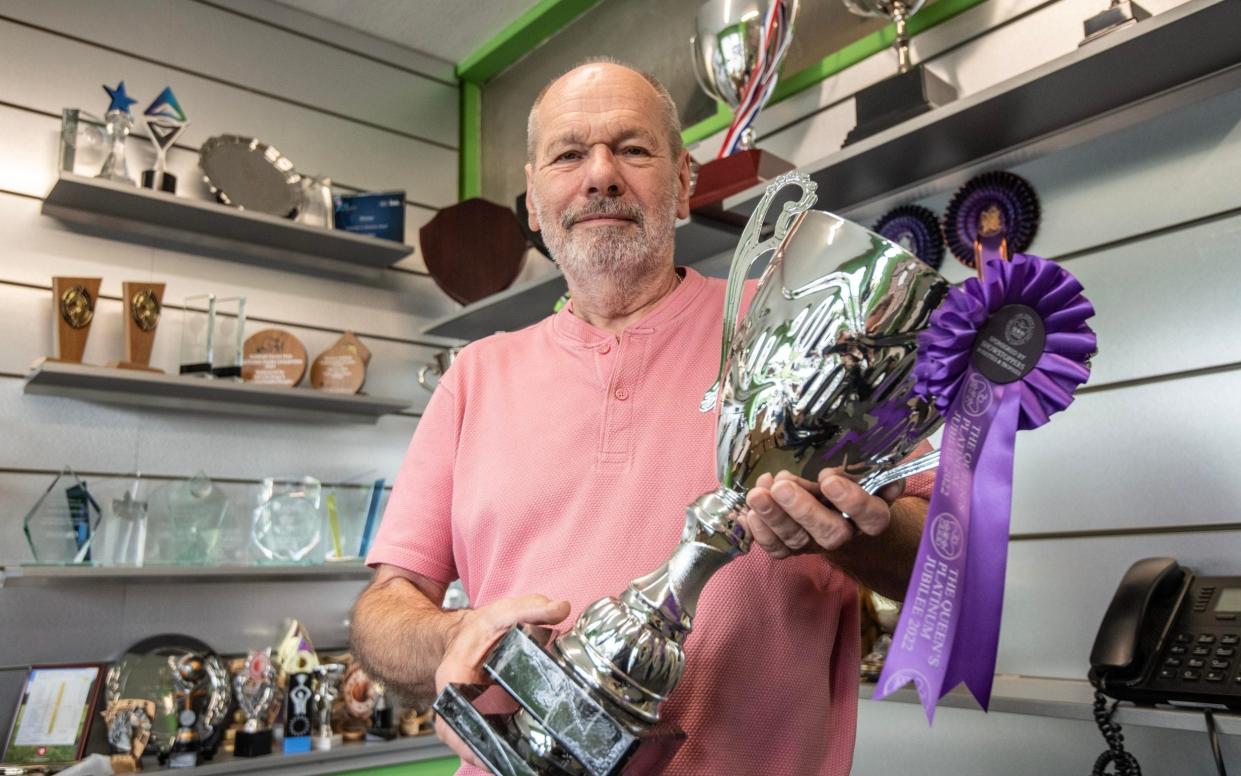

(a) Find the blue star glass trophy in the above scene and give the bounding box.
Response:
[142,87,189,193]
[98,81,137,184]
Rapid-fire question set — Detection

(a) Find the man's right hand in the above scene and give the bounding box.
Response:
[433,594,571,770]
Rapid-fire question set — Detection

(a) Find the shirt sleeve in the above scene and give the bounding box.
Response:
[364,367,461,585]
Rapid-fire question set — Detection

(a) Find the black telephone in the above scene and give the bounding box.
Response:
[1090,557,1241,710]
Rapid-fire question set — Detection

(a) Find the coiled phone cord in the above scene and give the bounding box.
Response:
[1092,689,1142,776]
[1204,709,1228,776]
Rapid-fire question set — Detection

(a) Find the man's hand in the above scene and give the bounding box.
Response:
[433,594,571,770]
[742,469,905,558]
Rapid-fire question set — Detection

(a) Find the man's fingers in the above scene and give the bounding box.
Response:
[772,479,857,551]
[743,508,794,558]
[771,470,821,495]
[480,594,571,633]
[748,485,813,551]
[877,478,906,503]
[819,473,891,537]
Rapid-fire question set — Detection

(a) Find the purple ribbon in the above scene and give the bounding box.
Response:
[874,253,1096,720]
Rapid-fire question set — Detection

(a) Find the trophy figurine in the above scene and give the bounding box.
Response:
[141,87,188,193]
[434,172,949,774]
[842,0,957,144]
[107,282,165,372]
[688,0,798,210]
[98,81,138,184]
[233,649,280,757]
[166,655,209,768]
[36,276,102,368]
[312,663,346,750]
[102,698,156,773]
[284,672,316,753]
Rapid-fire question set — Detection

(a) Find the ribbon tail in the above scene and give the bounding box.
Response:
[939,385,1020,709]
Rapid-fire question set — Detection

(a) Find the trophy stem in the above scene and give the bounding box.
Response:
[892,1,912,74]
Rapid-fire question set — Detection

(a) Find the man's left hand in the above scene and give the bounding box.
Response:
[742,469,905,558]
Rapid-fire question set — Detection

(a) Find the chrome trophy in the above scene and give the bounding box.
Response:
[434,172,949,774]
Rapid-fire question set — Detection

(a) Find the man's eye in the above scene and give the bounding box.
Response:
[555,151,581,162]
[622,147,650,156]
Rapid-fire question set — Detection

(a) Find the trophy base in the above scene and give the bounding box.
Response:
[108,360,164,373]
[689,149,795,212]
[32,356,87,369]
[211,365,242,380]
[233,729,272,758]
[167,751,198,769]
[180,362,213,377]
[141,169,177,194]
[1081,1,1150,45]
[434,626,685,776]
[844,66,958,146]
[313,732,343,750]
[282,735,312,754]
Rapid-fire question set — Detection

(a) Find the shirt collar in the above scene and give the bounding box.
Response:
[551,267,708,346]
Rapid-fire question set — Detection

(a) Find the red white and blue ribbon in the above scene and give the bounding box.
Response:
[874,253,1096,720]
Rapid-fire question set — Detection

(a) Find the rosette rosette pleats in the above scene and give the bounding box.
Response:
[875,253,1096,720]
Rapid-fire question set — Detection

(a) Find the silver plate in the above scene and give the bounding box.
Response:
[199,134,302,217]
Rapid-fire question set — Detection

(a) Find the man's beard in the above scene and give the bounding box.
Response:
[531,181,677,301]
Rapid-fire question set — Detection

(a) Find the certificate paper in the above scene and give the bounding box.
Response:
[4,665,102,764]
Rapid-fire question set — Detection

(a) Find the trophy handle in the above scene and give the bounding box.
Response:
[689,33,724,103]
[700,171,818,411]
[856,450,941,495]
[417,364,436,391]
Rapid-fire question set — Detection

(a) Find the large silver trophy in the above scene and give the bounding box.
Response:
[434,172,948,775]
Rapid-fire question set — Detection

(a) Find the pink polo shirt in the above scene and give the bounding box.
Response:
[369,267,934,775]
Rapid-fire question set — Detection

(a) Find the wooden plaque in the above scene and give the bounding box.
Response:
[419,198,528,305]
[48,276,102,364]
[109,281,165,372]
[242,328,308,387]
[310,332,368,394]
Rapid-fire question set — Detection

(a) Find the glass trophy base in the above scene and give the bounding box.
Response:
[179,362,212,377]
[434,626,685,776]
[844,66,958,146]
[233,729,272,757]
[142,169,177,194]
[1081,1,1150,45]
[211,365,242,380]
[688,149,795,212]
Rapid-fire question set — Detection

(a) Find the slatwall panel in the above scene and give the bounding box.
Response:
[0,0,459,721]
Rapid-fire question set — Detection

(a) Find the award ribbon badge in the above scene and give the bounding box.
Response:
[874,252,1097,720]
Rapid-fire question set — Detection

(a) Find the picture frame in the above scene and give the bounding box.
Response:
[2,663,105,766]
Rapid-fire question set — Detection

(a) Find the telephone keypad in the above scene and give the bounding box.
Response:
[1216,647,1236,657]
[1211,659,1231,670]
[1192,646,1212,656]
[1207,672,1226,683]
[1175,633,1193,643]
[1188,658,1206,668]
[1221,634,1239,645]
[1170,645,1188,655]
[1183,670,1202,681]
[1165,657,1182,667]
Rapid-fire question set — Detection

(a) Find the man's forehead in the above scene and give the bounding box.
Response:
[534,65,662,141]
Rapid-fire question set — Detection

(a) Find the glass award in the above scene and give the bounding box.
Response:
[146,473,231,566]
[323,477,382,561]
[95,477,149,567]
[210,296,246,380]
[179,295,215,377]
[58,109,109,177]
[252,476,322,563]
[23,468,101,564]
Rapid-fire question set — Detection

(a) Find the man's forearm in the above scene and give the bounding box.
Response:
[822,495,927,601]
[350,575,466,706]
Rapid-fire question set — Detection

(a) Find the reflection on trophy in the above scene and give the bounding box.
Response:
[312,663,346,751]
[98,81,138,185]
[842,0,957,144]
[860,588,902,682]
[102,698,155,773]
[434,172,949,774]
[233,649,280,757]
[141,87,189,193]
[688,0,798,210]
[417,347,460,392]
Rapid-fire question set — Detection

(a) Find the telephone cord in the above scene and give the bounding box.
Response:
[1092,689,1142,776]
[1204,709,1228,776]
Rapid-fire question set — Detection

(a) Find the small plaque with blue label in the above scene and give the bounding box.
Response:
[333,191,406,243]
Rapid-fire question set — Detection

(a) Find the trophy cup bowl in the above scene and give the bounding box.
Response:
[435,173,949,775]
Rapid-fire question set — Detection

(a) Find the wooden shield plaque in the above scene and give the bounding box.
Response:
[419,198,528,305]
[310,332,368,394]
[242,329,308,387]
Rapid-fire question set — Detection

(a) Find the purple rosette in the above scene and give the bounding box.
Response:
[874,204,946,270]
[875,253,1096,720]
[943,171,1040,272]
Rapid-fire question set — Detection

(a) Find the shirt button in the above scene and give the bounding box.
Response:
[599,344,611,355]
[614,387,629,400]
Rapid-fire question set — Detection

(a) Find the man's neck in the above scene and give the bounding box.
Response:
[565,265,681,339]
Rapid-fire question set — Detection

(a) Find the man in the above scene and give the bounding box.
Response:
[351,60,932,775]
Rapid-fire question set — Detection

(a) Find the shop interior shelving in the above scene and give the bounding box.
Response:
[872,674,1241,736]
[23,361,413,423]
[141,731,451,776]
[0,563,374,587]
[421,0,1241,342]
[41,173,414,280]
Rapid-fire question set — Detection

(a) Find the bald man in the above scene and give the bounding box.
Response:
[351,60,931,775]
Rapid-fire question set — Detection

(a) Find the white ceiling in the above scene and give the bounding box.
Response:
[272,0,547,65]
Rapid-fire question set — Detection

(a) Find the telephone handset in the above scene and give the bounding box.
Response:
[1090,557,1241,710]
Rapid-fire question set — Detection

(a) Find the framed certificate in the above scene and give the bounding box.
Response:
[2,663,104,766]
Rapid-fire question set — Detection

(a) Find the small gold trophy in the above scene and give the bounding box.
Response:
[109,282,165,372]
[40,276,102,366]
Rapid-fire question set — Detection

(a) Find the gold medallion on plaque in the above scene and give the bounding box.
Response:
[131,289,161,332]
[60,285,95,329]
[39,276,102,366]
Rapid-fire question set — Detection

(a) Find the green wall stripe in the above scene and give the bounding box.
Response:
[336,755,459,776]
[459,80,483,200]
[457,0,604,84]
[680,0,989,145]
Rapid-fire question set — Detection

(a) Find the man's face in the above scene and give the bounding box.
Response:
[525,65,691,289]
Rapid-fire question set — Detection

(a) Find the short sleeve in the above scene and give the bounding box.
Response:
[364,368,461,584]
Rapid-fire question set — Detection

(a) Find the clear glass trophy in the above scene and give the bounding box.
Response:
[59,109,109,177]
[323,476,383,562]
[23,468,102,564]
[180,295,215,377]
[252,476,323,564]
[95,477,149,567]
[146,473,231,566]
[211,297,246,380]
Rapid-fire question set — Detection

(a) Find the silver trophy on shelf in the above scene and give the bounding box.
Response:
[98,81,138,184]
[433,172,949,775]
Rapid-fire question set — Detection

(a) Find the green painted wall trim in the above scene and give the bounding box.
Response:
[336,755,459,776]
[459,80,483,200]
[457,0,604,84]
[680,0,989,146]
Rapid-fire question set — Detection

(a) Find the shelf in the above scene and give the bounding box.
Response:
[24,361,412,424]
[422,0,1241,342]
[722,0,1241,216]
[42,173,414,281]
[421,212,744,341]
[867,674,1241,736]
[144,732,452,775]
[0,563,374,587]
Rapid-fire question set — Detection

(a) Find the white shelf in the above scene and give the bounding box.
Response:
[145,733,452,775]
[0,563,374,586]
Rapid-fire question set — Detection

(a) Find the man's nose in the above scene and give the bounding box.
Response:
[581,146,625,197]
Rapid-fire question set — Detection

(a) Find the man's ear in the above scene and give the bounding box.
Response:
[524,163,540,232]
[675,149,692,220]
